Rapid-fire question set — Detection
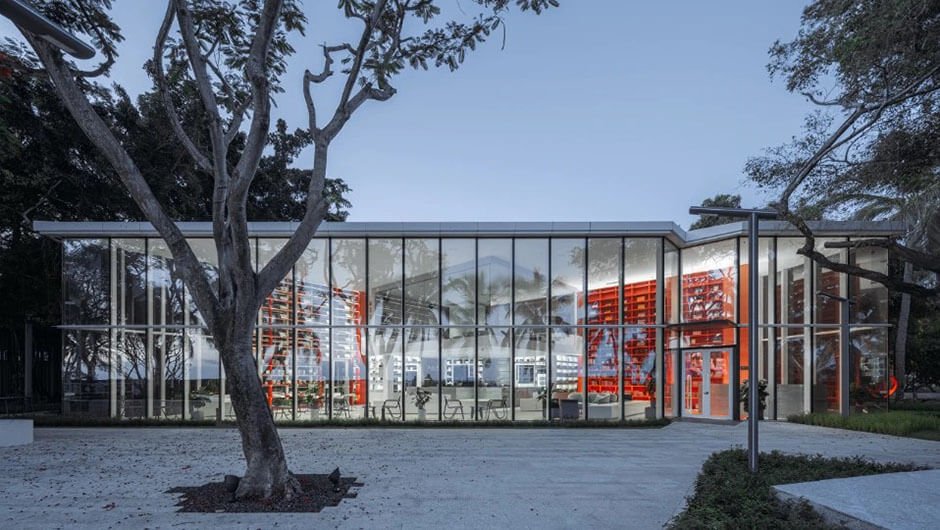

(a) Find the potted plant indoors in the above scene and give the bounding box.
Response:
[644,375,657,420]
[305,382,323,420]
[188,382,217,420]
[413,387,432,421]
[739,379,769,420]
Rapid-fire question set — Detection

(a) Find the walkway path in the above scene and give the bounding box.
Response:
[0,421,936,529]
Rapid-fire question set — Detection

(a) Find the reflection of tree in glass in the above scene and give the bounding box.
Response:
[63,240,110,325]
[404,239,439,326]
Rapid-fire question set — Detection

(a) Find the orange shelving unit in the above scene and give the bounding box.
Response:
[580,279,658,400]
[681,270,736,348]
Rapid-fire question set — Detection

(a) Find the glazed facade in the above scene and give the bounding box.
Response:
[37,221,898,423]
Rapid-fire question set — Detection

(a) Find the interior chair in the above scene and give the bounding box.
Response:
[443,394,465,420]
[381,393,402,420]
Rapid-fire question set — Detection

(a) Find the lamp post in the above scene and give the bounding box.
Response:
[0,0,95,59]
[689,206,778,473]
[817,291,854,418]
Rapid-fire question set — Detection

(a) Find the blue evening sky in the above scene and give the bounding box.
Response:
[3,1,815,228]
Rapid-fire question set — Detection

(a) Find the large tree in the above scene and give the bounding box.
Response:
[746,0,940,397]
[5,0,557,500]
[746,0,940,299]
[0,56,351,401]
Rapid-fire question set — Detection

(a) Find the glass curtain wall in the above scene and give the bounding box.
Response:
[404,239,440,421]
[737,237,772,419]
[813,238,847,413]
[148,240,185,419]
[257,239,293,420]
[623,238,659,420]
[478,239,512,420]
[184,239,222,421]
[679,240,737,419]
[550,238,585,420]
[848,241,890,409]
[663,242,679,418]
[368,239,403,418]
[441,239,475,421]
[587,238,620,421]
[112,239,148,418]
[59,232,893,422]
[63,239,110,416]
[332,239,366,419]
[775,238,809,417]
[296,239,330,421]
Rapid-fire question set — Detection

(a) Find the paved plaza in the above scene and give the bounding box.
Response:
[0,421,937,529]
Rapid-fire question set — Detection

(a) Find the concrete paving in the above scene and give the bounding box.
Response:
[0,419,32,447]
[0,421,936,529]
[774,469,940,530]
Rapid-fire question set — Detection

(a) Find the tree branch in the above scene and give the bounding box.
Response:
[779,65,940,210]
[152,1,213,173]
[27,34,221,327]
[337,0,389,115]
[302,43,349,137]
[228,0,284,284]
[256,141,329,304]
[780,210,938,298]
[824,238,940,273]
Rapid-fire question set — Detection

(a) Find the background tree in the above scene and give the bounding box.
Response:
[746,0,940,397]
[5,0,557,500]
[0,55,350,400]
[689,193,743,230]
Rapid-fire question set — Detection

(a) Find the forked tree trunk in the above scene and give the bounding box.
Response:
[216,315,300,500]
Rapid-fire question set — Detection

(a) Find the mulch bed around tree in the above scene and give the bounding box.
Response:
[166,474,363,513]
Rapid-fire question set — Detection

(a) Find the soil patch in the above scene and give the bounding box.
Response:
[167,474,362,513]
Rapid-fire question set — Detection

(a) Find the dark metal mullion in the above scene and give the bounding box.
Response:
[546,238,552,422]
[808,238,815,411]
[400,238,406,422]
[735,236,742,421]
[769,237,778,419]
[144,238,152,419]
[474,238,479,421]
[676,246,683,417]
[108,238,116,418]
[290,261,297,421]
[59,240,67,418]
[328,238,335,420]
[655,238,664,419]
[363,238,370,420]
[437,239,443,421]
[510,238,515,421]
[581,238,588,421]
[620,238,626,421]
[614,237,627,421]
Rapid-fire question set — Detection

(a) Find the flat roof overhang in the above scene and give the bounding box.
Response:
[32,219,907,248]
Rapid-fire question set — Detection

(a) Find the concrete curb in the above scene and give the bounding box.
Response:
[773,488,885,530]
[0,419,33,447]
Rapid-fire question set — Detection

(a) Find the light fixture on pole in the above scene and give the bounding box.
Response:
[0,0,96,59]
[689,205,779,473]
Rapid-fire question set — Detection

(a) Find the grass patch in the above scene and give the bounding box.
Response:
[889,399,940,412]
[788,409,940,441]
[12,414,669,429]
[669,449,922,529]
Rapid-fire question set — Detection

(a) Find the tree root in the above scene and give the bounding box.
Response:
[235,469,303,501]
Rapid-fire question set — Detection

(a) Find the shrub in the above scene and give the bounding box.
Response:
[669,449,921,529]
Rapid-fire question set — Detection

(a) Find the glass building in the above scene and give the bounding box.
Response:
[35,220,900,422]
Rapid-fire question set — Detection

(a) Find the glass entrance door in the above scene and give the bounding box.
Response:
[682,349,731,419]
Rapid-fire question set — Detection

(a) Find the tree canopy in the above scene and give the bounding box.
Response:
[689,193,743,230]
[746,0,940,299]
